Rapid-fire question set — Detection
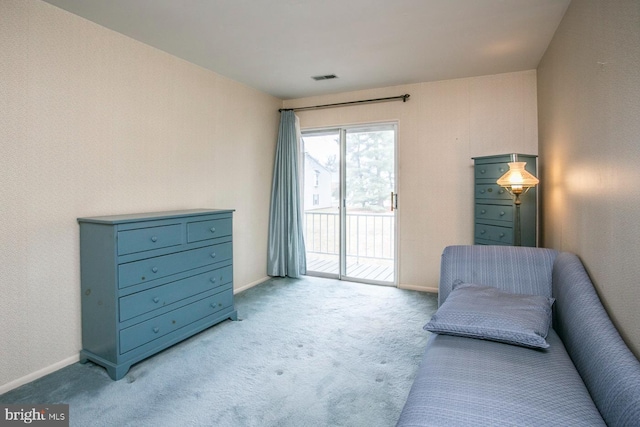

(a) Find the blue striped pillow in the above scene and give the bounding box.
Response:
[424,283,554,349]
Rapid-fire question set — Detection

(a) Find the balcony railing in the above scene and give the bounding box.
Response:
[304,211,394,262]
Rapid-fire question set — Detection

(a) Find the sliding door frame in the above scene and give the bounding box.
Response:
[302,122,398,286]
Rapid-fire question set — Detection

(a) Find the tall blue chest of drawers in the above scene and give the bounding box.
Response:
[473,154,537,247]
[77,209,237,380]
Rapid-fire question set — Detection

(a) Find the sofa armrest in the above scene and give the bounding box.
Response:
[438,245,558,306]
[552,252,640,426]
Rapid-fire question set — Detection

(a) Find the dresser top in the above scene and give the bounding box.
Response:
[78,209,234,224]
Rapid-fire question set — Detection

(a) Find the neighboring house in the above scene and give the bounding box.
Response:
[303,153,333,211]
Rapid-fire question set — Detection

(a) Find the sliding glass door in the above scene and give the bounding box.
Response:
[343,126,396,283]
[301,129,341,276]
[302,124,397,285]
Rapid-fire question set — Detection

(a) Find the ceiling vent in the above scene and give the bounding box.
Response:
[312,74,338,81]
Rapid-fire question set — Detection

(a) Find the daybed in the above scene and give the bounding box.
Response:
[397,245,640,426]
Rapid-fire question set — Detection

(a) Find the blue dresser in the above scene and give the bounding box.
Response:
[473,154,537,247]
[77,209,237,380]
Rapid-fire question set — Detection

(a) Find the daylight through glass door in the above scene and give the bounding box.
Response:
[302,124,396,285]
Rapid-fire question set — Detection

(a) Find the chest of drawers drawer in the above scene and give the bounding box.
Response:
[78,209,237,380]
[475,223,514,244]
[475,184,511,200]
[187,218,232,243]
[474,163,509,180]
[119,287,233,354]
[117,224,183,255]
[118,242,232,289]
[119,265,233,322]
[475,204,513,223]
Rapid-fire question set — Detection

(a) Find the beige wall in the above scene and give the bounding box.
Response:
[0,0,280,391]
[538,0,640,356]
[284,70,539,291]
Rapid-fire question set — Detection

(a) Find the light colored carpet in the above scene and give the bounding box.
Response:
[1,276,437,426]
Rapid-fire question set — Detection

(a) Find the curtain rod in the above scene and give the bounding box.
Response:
[279,94,410,112]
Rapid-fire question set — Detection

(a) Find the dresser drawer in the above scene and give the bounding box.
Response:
[119,266,233,322]
[475,238,511,246]
[118,242,232,289]
[119,288,233,354]
[187,218,232,243]
[475,204,513,223]
[475,163,509,180]
[475,184,511,200]
[475,224,513,244]
[118,224,182,255]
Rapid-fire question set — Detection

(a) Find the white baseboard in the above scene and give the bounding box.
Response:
[234,276,270,294]
[398,283,439,294]
[0,354,80,395]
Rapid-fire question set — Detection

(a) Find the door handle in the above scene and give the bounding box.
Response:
[390,192,398,211]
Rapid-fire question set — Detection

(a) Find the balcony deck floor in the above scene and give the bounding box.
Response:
[306,255,395,283]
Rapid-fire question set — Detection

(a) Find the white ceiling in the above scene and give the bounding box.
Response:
[42,0,571,100]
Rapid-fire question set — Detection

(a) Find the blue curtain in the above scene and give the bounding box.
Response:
[267,110,307,278]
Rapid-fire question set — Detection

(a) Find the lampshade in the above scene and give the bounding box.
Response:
[496,162,539,194]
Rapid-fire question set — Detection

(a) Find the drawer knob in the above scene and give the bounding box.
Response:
[153,327,159,333]
[487,188,493,193]
[211,253,216,258]
[152,267,158,273]
[153,297,159,303]
[499,167,505,173]
[480,209,486,214]
[499,233,505,237]
[480,190,485,194]
[210,277,216,284]
[151,236,158,242]
[480,169,486,174]
[210,227,216,233]
[498,189,504,194]
[500,211,505,216]
[480,230,486,234]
